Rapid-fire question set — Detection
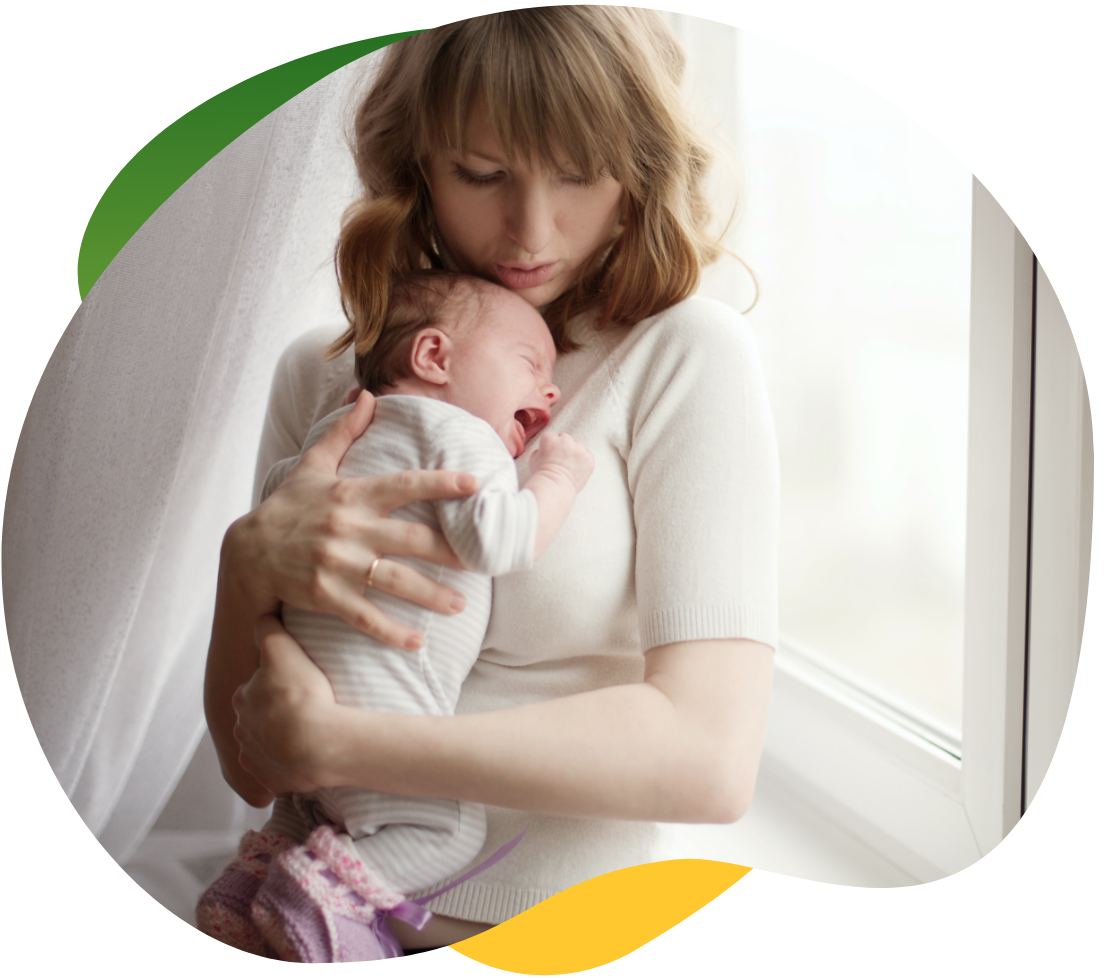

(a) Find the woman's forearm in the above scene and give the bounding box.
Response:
[204,519,281,807]
[315,639,773,824]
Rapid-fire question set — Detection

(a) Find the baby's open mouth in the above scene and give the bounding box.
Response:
[514,407,551,446]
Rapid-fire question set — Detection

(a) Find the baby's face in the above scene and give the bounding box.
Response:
[445,288,559,458]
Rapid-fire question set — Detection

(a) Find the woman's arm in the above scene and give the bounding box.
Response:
[233,617,772,823]
[205,392,478,804]
[227,303,779,820]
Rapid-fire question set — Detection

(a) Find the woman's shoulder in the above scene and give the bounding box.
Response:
[255,326,358,507]
[269,325,358,426]
[274,325,354,383]
[613,295,761,380]
[641,294,750,342]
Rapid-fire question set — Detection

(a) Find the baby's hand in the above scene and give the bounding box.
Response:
[530,432,594,493]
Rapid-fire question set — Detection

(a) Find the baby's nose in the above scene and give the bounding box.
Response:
[542,383,561,406]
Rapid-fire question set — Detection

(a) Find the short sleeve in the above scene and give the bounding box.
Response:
[623,300,779,652]
[428,415,539,577]
[252,325,356,508]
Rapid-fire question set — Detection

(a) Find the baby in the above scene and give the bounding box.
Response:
[197,271,593,961]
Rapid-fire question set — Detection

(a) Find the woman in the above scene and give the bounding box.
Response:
[207,6,778,951]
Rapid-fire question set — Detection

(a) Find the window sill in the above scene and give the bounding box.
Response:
[754,645,983,882]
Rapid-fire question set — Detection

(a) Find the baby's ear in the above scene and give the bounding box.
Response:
[409,328,451,386]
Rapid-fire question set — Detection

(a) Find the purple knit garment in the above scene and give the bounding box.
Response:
[249,829,526,962]
[252,856,397,962]
[196,849,280,957]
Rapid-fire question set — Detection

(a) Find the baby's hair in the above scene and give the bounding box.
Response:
[355,269,492,395]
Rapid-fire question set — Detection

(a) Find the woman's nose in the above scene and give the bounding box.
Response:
[506,183,556,256]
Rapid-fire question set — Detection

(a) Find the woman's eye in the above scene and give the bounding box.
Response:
[560,166,609,188]
[452,165,503,186]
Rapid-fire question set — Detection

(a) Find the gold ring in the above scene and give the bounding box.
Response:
[366,556,383,590]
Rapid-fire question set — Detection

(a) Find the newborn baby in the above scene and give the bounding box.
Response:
[198,271,593,962]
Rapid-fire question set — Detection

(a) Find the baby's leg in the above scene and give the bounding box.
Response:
[249,771,486,961]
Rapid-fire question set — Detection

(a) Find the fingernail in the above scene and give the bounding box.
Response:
[406,634,424,651]
[457,474,477,492]
[449,595,466,612]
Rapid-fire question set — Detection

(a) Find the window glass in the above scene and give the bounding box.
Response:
[687,27,972,734]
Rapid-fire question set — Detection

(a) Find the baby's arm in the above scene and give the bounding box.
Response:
[433,421,592,576]
[523,432,594,558]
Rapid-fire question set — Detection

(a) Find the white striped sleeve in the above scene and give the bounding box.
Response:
[429,416,538,577]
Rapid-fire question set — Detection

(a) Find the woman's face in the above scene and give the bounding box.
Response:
[424,108,624,308]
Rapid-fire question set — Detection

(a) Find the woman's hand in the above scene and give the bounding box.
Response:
[206,390,478,804]
[232,616,344,798]
[228,390,477,651]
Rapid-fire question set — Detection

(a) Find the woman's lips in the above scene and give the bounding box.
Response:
[493,262,559,290]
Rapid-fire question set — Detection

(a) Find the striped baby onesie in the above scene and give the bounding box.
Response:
[272,395,538,894]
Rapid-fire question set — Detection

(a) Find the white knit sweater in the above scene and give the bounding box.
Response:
[254,296,780,923]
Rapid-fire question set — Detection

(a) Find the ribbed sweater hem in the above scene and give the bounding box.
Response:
[640,603,777,652]
[415,880,556,925]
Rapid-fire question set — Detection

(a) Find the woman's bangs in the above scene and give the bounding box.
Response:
[421,25,638,187]
[482,83,632,186]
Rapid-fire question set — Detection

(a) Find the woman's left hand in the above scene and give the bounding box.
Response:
[232,615,344,797]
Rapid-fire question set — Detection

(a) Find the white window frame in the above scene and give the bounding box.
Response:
[759,179,1090,881]
[665,12,1089,882]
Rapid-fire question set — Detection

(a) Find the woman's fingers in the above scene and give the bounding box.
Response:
[241,398,475,628]
[367,557,467,615]
[349,469,479,512]
[299,390,377,473]
[352,517,465,570]
[324,586,427,651]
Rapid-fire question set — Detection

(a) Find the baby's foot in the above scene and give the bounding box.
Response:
[195,829,293,956]
[251,824,418,962]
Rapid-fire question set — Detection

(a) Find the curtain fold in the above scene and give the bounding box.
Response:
[5,57,372,863]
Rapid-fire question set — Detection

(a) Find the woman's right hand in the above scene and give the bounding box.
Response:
[207,390,478,805]
[224,390,477,651]
[232,615,344,798]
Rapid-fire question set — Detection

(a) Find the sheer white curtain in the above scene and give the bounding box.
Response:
[5,57,371,864]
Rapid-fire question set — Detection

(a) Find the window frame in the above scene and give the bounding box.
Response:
[757,179,1089,881]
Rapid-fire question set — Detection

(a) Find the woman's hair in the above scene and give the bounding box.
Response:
[332,6,722,360]
[355,269,491,395]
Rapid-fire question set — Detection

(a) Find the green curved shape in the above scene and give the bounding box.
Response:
[77,32,420,300]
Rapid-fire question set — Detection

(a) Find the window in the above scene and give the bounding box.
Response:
[666,15,1090,882]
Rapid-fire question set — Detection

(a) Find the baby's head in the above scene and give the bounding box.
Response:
[356,271,559,457]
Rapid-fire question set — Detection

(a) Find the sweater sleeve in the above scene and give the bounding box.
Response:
[252,326,355,508]
[429,416,539,578]
[623,300,780,652]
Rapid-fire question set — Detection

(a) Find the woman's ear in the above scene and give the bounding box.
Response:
[409,328,452,386]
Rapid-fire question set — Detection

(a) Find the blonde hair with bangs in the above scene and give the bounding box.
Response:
[332,6,722,360]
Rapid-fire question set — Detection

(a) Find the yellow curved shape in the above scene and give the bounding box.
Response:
[451,859,751,975]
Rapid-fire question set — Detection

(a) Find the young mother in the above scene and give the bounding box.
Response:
[206,6,778,949]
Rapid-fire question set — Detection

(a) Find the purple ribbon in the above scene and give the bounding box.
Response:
[413,829,527,906]
[374,829,528,939]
